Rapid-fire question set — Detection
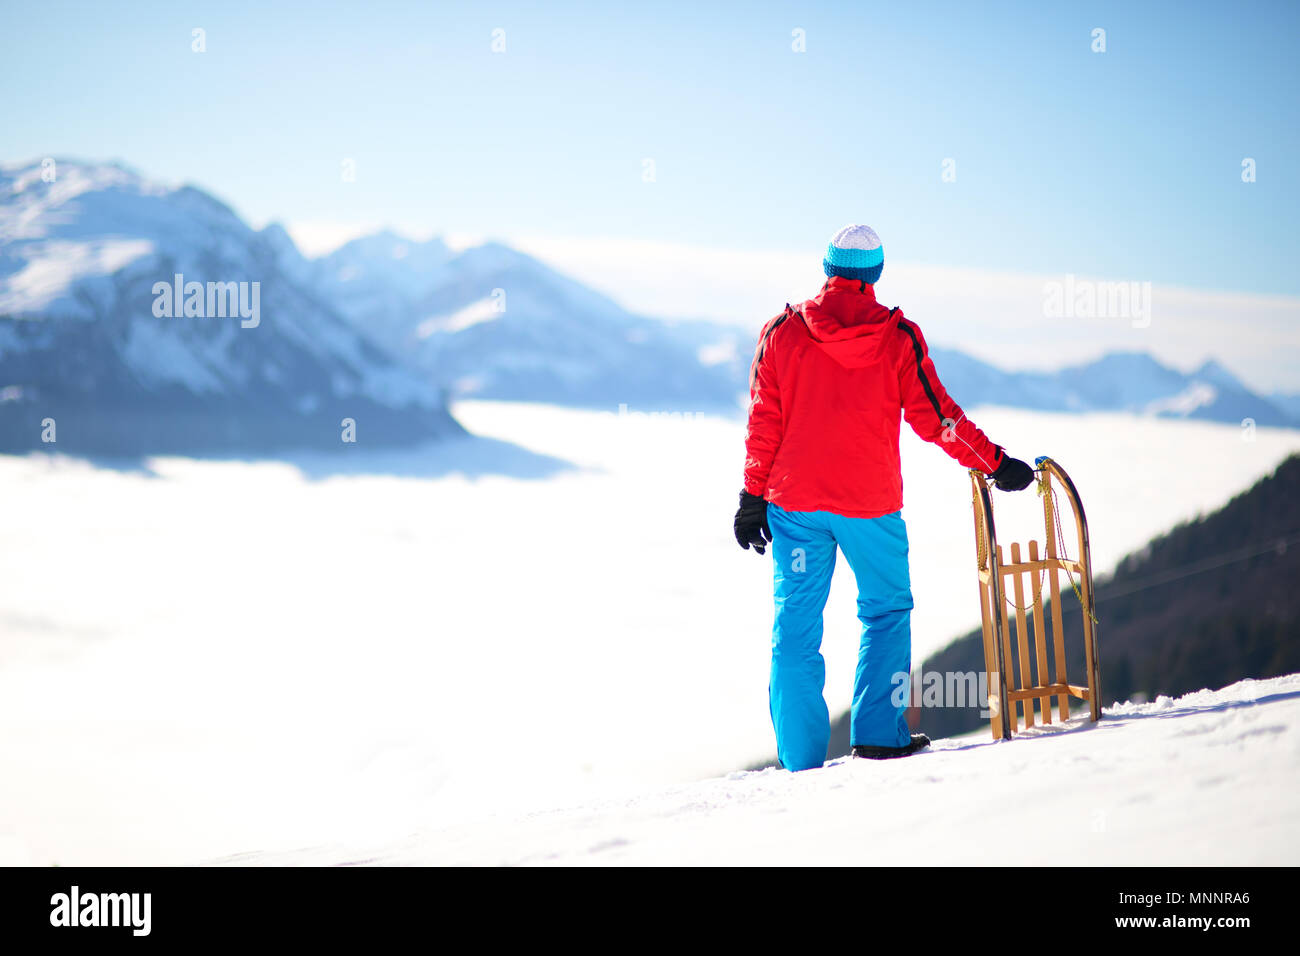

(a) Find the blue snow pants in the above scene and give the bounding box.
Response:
[767,503,914,771]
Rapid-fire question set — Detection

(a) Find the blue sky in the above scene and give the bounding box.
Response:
[3,1,1299,383]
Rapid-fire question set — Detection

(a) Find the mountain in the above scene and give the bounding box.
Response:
[927,347,1298,427]
[819,453,1300,749]
[307,230,454,350]
[3,157,1291,446]
[310,230,1294,424]
[0,159,461,456]
[1271,390,1300,420]
[313,236,746,410]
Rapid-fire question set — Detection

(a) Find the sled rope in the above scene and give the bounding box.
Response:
[1044,478,1099,623]
[978,471,1097,622]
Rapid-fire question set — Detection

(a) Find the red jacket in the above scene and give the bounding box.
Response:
[743,277,1004,518]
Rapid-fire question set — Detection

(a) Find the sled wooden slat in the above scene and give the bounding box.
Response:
[972,481,1010,739]
[1043,485,1070,721]
[1009,542,1034,728]
[974,513,1002,740]
[997,558,1084,576]
[1008,684,1091,702]
[1077,519,1102,723]
[978,588,1002,739]
[969,460,1100,740]
[1028,540,1052,723]
[996,544,1017,731]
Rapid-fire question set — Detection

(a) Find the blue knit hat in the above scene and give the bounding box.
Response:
[823,224,884,284]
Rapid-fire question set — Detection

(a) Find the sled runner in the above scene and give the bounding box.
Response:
[969,457,1100,740]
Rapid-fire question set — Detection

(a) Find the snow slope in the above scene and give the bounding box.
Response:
[225,675,1300,866]
[0,404,1297,866]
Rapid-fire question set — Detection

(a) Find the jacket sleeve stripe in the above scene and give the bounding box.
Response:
[897,317,946,424]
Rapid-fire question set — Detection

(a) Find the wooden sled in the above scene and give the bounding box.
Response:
[969,457,1100,740]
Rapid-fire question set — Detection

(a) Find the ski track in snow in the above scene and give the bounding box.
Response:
[0,402,1298,866]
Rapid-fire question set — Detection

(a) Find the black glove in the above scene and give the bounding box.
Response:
[990,454,1035,492]
[733,490,771,554]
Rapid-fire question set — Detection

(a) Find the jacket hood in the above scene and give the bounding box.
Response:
[798,276,899,368]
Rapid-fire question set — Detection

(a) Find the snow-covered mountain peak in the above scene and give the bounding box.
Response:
[0,159,169,242]
[2,157,154,200]
[0,159,461,454]
[306,229,744,408]
[317,230,451,280]
[1192,357,1249,392]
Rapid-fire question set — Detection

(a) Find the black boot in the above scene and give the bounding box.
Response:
[851,733,931,760]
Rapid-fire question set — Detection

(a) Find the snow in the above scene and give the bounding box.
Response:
[0,238,154,315]
[0,160,161,242]
[1145,382,1218,417]
[118,316,228,393]
[230,675,1300,866]
[416,297,502,336]
[0,403,1297,866]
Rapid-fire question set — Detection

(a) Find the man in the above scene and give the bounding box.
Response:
[734,224,1035,771]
